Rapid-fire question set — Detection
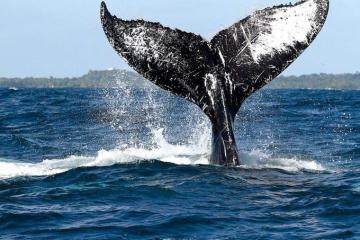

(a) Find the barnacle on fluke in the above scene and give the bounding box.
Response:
[100,0,329,166]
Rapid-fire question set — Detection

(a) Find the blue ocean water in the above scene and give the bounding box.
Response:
[0,87,359,239]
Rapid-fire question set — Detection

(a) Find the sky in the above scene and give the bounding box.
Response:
[0,0,359,78]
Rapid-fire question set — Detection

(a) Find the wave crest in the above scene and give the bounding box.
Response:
[0,129,326,179]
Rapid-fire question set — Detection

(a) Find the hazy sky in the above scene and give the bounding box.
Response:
[0,0,358,77]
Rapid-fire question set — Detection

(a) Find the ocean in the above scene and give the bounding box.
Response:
[0,87,359,239]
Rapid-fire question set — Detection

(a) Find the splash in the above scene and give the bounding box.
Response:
[0,129,209,179]
[0,81,326,179]
[0,129,326,180]
[240,149,325,172]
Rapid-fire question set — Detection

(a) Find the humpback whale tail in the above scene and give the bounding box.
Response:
[100,0,329,166]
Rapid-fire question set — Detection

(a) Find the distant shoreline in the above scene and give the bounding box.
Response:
[1,69,360,90]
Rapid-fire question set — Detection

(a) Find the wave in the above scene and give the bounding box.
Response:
[240,149,325,172]
[0,129,326,180]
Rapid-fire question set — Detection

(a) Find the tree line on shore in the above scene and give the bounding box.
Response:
[1,69,360,90]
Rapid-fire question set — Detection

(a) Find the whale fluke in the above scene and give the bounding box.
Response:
[100,0,329,166]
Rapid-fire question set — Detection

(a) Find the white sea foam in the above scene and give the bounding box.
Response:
[0,129,326,180]
[240,149,325,172]
[0,78,326,179]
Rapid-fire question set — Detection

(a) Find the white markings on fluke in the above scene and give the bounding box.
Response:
[101,0,329,166]
[249,0,318,62]
[204,73,218,107]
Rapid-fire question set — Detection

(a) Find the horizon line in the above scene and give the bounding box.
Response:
[2,69,360,80]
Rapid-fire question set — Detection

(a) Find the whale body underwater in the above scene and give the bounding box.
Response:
[100,0,329,166]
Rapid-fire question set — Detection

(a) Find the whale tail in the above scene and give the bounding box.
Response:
[100,0,329,166]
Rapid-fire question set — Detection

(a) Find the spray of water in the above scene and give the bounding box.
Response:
[0,76,327,179]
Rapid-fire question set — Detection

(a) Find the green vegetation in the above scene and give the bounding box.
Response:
[1,70,360,90]
[0,70,149,89]
[271,73,360,89]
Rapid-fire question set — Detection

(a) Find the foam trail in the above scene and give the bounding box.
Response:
[0,129,326,180]
[0,129,209,179]
[0,76,326,179]
[240,149,325,172]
